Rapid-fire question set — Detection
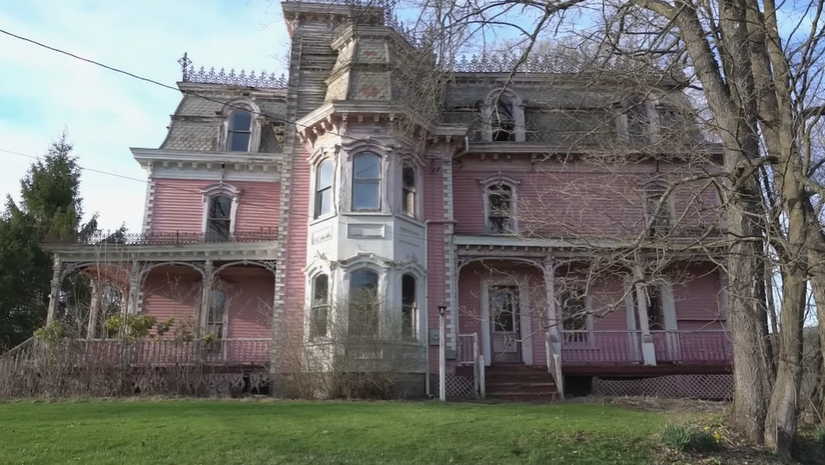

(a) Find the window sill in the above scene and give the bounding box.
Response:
[343,211,393,217]
[309,214,336,227]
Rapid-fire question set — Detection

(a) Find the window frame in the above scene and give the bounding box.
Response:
[201,184,241,241]
[310,274,330,339]
[481,89,525,142]
[227,109,253,152]
[401,273,418,340]
[479,175,520,235]
[220,99,262,153]
[314,159,335,219]
[401,163,417,218]
[348,268,380,337]
[351,152,383,212]
[643,183,672,238]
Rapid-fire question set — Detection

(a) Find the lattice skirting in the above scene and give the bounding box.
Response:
[594,374,733,400]
[434,375,476,398]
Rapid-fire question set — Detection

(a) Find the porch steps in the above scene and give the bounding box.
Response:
[484,364,559,402]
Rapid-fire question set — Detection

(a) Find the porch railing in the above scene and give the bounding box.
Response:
[652,330,731,364]
[457,332,485,398]
[558,330,731,365]
[47,229,278,246]
[560,330,644,364]
[65,338,271,365]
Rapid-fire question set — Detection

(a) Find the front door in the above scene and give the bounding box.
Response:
[490,285,521,363]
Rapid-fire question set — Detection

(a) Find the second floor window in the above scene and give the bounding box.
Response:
[487,184,513,234]
[402,164,416,217]
[352,153,381,211]
[228,109,252,152]
[645,185,671,237]
[315,160,334,218]
[207,195,232,241]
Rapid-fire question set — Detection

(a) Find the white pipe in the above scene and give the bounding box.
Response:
[439,306,446,401]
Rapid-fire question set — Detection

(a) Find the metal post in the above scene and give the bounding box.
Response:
[87,279,101,338]
[438,304,447,402]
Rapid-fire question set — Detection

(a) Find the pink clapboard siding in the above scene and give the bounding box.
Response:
[141,267,201,326]
[149,179,280,233]
[452,164,720,237]
[673,268,726,329]
[219,268,273,339]
[280,148,311,341]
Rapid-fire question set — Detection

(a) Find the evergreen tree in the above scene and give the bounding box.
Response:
[0,132,89,349]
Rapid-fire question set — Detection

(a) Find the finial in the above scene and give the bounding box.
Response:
[178,52,192,81]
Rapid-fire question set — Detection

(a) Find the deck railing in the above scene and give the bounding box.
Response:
[457,332,484,398]
[558,330,731,365]
[56,338,271,366]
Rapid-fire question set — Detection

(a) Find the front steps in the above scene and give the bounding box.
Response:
[454,363,559,401]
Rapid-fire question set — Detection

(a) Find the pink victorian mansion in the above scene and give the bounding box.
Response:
[41,0,731,400]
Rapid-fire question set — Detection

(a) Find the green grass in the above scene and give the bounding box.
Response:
[0,400,665,464]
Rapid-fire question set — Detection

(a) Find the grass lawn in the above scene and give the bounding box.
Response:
[0,399,667,465]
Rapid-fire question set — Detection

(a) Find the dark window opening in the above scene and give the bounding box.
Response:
[349,269,379,336]
[561,289,588,342]
[402,164,416,217]
[645,186,670,238]
[490,286,519,332]
[228,109,253,152]
[488,184,513,234]
[633,285,664,331]
[310,274,329,338]
[492,96,515,142]
[207,195,232,241]
[401,274,417,339]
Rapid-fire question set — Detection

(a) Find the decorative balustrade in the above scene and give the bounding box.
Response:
[67,338,271,366]
[49,229,278,246]
[652,331,731,364]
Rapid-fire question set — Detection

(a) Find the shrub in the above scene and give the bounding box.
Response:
[815,424,825,449]
[692,428,722,453]
[662,423,692,451]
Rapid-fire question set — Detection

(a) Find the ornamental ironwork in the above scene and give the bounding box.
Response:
[52,229,279,246]
[443,54,566,74]
[182,63,289,89]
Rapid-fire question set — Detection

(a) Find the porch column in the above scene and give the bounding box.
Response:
[46,256,63,323]
[126,262,141,314]
[633,266,657,366]
[198,260,214,337]
[87,279,101,338]
[543,257,561,356]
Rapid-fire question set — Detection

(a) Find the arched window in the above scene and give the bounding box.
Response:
[401,274,417,339]
[315,160,334,218]
[349,269,379,336]
[227,109,253,152]
[207,195,233,241]
[492,95,515,142]
[310,274,329,338]
[352,153,381,211]
[644,184,671,237]
[402,164,416,218]
[487,184,513,234]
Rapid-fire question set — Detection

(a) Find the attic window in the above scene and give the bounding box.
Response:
[492,97,515,142]
[228,109,253,152]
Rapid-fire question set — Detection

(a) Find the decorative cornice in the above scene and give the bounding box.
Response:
[45,241,279,263]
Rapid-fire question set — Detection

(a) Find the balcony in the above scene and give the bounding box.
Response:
[47,229,279,246]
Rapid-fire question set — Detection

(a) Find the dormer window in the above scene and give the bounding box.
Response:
[315,159,334,219]
[644,184,671,238]
[352,153,381,211]
[402,163,416,217]
[221,100,261,153]
[482,89,525,142]
[492,96,515,141]
[228,109,253,152]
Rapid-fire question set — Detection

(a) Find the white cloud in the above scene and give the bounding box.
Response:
[0,0,290,232]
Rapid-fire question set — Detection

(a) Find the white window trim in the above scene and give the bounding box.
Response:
[480,88,526,142]
[312,157,337,220]
[399,161,419,219]
[307,271,332,340]
[219,99,262,153]
[201,183,241,235]
[349,152,385,213]
[479,174,520,235]
[641,182,674,235]
[480,277,533,366]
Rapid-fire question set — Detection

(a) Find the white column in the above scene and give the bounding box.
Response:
[87,279,101,338]
[633,266,657,366]
[126,262,141,315]
[46,256,62,323]
[199,260,214,336]
[543,257,561,356]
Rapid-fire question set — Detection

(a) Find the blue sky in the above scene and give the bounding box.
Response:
[0,0,290,232]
